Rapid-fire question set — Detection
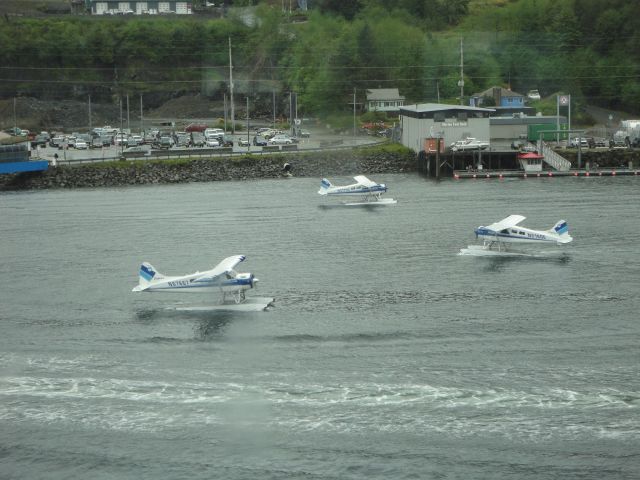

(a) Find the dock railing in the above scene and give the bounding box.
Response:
[538,141,571,171]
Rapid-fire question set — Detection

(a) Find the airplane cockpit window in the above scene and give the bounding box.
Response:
[501,229,509,234]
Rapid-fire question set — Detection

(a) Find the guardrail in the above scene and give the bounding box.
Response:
[319,139,344,148]
[50,137,383,166]
[261,145,280,153]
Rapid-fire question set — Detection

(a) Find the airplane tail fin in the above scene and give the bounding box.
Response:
[132,262,163,292]
[318,178,332,195]
[550,220,573,243]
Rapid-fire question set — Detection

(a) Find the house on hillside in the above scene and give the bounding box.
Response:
[86,1,193,15]
[471,86,525,108]
[366,89,405,113]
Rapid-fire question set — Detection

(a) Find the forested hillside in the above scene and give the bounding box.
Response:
[0,0,638,117]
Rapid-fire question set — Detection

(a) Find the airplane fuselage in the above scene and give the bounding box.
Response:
[475,225,569,244]
[139,272,256,293]
[325,183,387,196]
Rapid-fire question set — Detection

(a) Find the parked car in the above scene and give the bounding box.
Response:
[253,135,268,146]
[31,134,49,148]
[569,137,588,148]
[156,136,173,149]
[175,133,190,147]
[221,135,234,147]
[238,138,249,147]
[191,132,205,147]
[75,139,88,149]
[269,134,293,145]
[205,138,220,147]
[527,89,541,100]
[586,137,607,148]
[124,145,151,155]
[255,128,279,139]
[185,123,207,133]
[299,129,311,138]
[204,128,224,140]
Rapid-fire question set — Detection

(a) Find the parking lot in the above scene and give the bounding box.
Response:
[30,129,380,165]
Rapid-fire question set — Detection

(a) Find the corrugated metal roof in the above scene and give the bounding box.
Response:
[475,86,524,98]
[366,89,405,101]
[400,103,495,113]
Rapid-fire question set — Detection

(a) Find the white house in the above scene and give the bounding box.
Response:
[366,88,405,113]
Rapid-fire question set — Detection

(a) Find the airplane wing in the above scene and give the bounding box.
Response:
[353,175,377,187]
[193,255,246,282]
[485,215,526,232]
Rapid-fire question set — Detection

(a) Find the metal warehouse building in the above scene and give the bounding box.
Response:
[490,114,568,142]
[400,103,494,153]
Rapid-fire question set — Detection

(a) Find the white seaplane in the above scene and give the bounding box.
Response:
[132,255,274,311]
[318,175,396,205]
[459,215,572,256]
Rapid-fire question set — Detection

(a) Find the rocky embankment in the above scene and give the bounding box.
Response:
[560,149,639,168]
[0,148,416,190]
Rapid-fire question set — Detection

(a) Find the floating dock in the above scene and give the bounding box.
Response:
[453,168,639,179]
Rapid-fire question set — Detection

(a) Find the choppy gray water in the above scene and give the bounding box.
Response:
[1,175,639,479]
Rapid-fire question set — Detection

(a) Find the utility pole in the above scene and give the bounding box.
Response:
[353,88,356,142]
[458,38,464,106]
[140,94,143,133]
[229,37,235,134]
[289,92,293,135]
[223,93,227,132]
[88,94,92,131]
[246,97,250,152]
[126,94,130,131]
[119,97,124,157]
[13,97,17,134]
[272,90,276,128]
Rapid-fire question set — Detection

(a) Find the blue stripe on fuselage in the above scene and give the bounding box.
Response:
[176,277,253,288]
[327,185,387,195]
[475,228,551,241]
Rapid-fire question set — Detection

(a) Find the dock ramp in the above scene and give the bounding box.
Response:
[538,141,571,171]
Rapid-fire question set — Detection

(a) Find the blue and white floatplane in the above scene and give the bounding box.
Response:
[132,255,274,311]
[459,215,573,256]
[318,175,397,205]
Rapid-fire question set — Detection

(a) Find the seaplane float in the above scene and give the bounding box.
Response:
[459,215,573,257]
[132,255,274,311]
[318,175,397,205]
